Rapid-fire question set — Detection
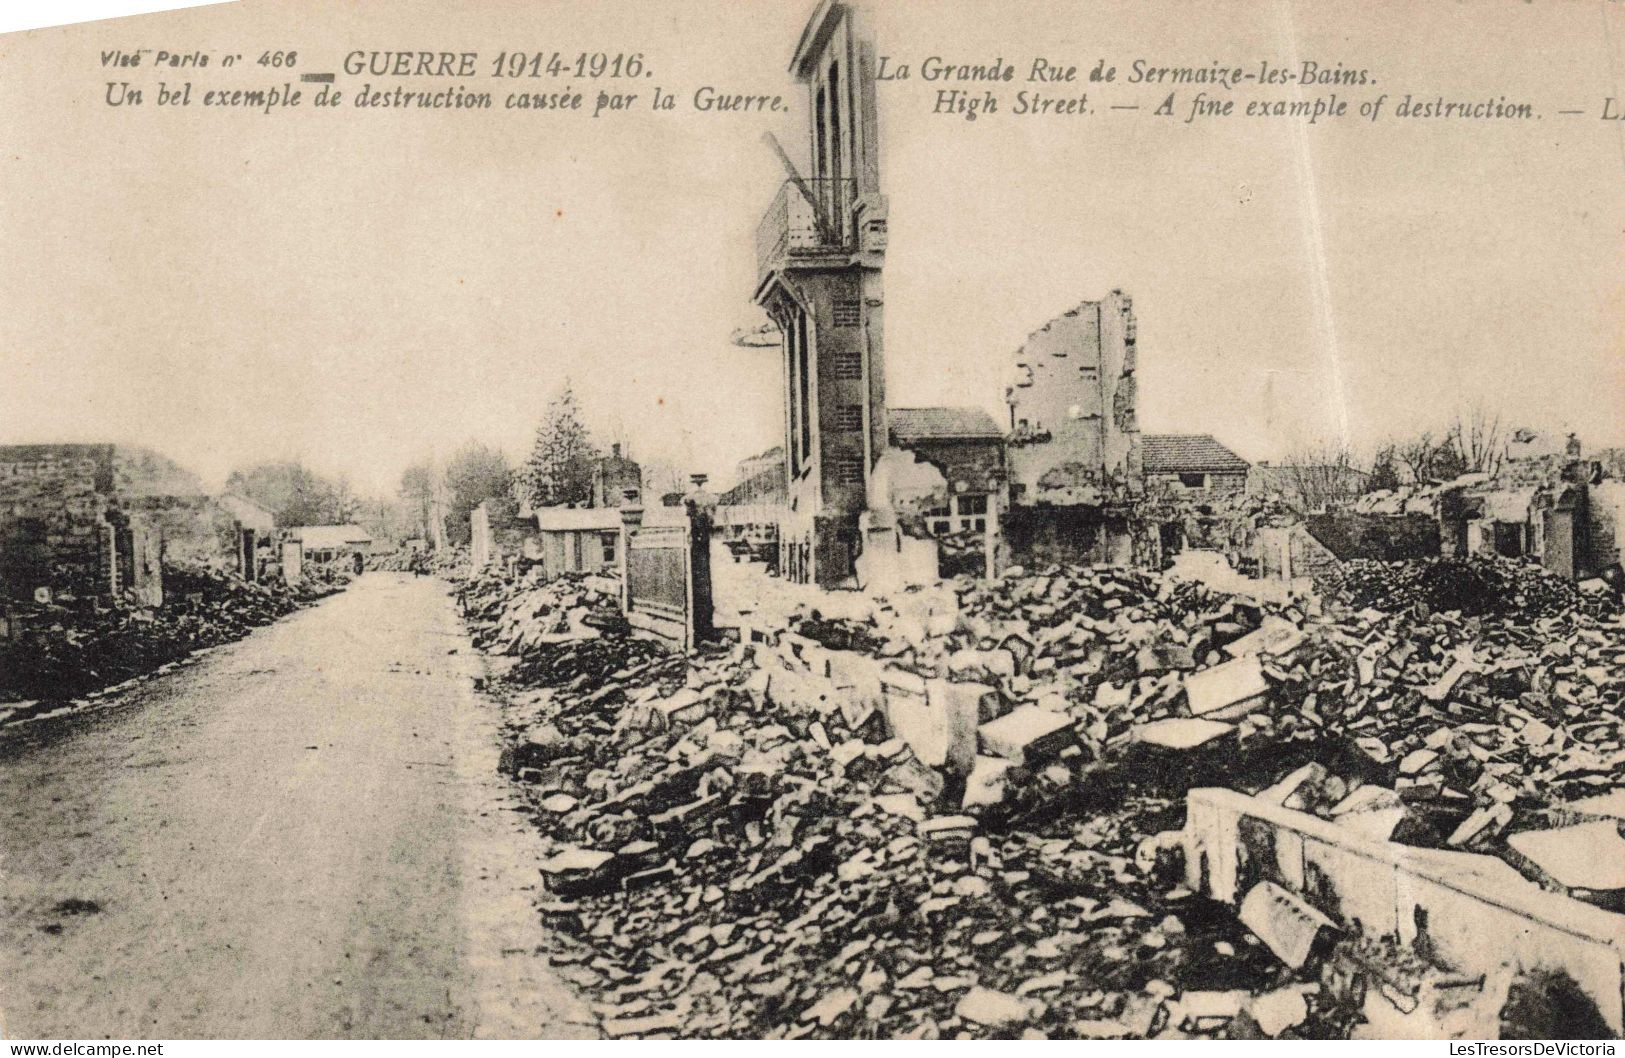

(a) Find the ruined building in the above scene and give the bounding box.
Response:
[1143,434,1251,495]
[752,0,888,586]
[589,443,643,508]
[0,444,274,607]
[1002,291,1146,565]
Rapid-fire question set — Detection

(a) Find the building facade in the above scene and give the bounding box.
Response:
[997,294,1147,568]
[753,0,889,586]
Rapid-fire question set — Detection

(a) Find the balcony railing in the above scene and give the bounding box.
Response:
[755,177,857,283]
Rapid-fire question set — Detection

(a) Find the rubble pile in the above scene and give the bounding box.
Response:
[458,567,657,688]
[1334,557,1611,619]
[366,548,421,573]
[501,643,1319,1040]
[367,545,469,575]
[1276,598,1625,848]
[783,561,1625,824]
[780,561,1625,936]
[792,564,1283,761]
[1,563,335,705]
[468,558,1622,1038]
[291,561,356,594]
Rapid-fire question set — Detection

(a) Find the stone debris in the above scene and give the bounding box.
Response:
[1,560,340,708]
[1506,822,1625,893]
[954,986,1043,1027]
[1184,656,1269,719]
[1237,882,1337,970]
[977,705,1074,765]
[1249,985,1313,1037]
[453,555,1625,1039]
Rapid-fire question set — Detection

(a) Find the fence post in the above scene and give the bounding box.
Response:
[618,497,643,616]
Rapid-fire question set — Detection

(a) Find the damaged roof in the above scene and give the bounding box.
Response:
[1143,434,1250,474]
[532,506,686,531]
[888,407,1005,445]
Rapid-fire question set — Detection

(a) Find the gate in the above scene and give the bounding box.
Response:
[619,503,713,650]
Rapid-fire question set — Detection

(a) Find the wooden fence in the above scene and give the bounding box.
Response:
[619,503,713,650]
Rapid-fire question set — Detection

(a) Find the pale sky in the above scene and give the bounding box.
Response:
[2,0,1621,495]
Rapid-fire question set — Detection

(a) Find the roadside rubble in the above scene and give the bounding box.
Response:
[459,554,1625,1039]
[369,544,470,576]
[0,562,340,710]
[780,557,1624,857]
[1336,555,1613,619]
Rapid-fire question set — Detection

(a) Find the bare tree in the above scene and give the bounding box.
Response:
[398,460,438,541]
[1278,441,1367,513]
[1393,430,1465,483]
[1447,402,1506,477]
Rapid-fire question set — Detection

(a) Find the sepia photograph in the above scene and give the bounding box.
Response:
[0,0,1622,1045]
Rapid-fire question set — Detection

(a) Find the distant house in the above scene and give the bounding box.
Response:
[721,447,787,507]
[717,448,786,558]
[1143,434,1250,493]
[887,407,1006,537]
[289,524,373,564]
[734,446,784,485]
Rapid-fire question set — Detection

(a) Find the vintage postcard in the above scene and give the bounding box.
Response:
[1,0,1622,1045]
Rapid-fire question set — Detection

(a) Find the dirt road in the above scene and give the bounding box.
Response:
[0,573,594,1039]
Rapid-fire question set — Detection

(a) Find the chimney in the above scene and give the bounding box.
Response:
[690,473,708,489]
[611,443,621,459]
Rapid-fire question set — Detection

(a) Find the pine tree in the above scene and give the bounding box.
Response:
[524,380,599,506]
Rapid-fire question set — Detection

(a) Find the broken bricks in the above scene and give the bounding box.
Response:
[1183,655,1269,720]
[977,705,1074,766]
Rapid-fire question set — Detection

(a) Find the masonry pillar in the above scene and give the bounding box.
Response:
[685,474,718,648]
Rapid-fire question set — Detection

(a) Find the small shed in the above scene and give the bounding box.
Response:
[530,506,686,580]
[289,524,374,567]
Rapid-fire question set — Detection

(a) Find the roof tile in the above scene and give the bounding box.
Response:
[1142,434,1250,474]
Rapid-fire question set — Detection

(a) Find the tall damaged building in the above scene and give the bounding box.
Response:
[751,0,888,587]
[1002,290,1148,566]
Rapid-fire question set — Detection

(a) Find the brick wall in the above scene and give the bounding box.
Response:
[1006,292,1142,507]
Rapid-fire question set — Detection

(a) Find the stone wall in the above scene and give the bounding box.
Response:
[1146,470,1248,496]
[1002,504,1143,568]
[1589,480,1625,573]
[0,444,117,600]
[1304,512,1442,563]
